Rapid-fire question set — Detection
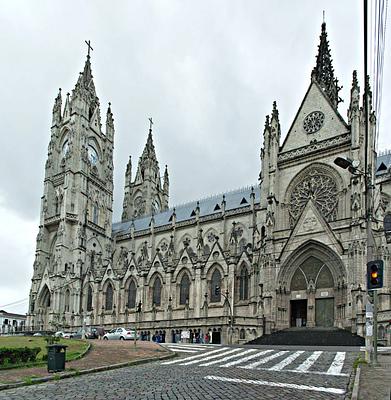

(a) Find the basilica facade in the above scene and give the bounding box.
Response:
[27,23,391,344]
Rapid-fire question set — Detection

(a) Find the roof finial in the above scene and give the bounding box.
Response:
[323,10,325,24]
[85,40,93,58]
[148,117,153,133]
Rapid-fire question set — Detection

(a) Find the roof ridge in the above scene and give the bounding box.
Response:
[170,184,257,209]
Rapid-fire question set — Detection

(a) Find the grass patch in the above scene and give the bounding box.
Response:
[0,337,89,369]
[353,356,368,369]
[22,375,39,385]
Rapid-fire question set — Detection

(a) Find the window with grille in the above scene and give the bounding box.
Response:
[105,283,114,310]
[239,267,249,300]
[179,274,190,305]
[153,278,162,306]
[384,214,391,232]
[87,286,93,311]
[64,289,70,312]
[210,269,221,302]
[128,280,136,308]
[93,203,99,224]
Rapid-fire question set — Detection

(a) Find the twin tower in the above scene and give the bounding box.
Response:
[28,51,168,324]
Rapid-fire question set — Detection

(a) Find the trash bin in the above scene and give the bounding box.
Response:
[47,344,67,372]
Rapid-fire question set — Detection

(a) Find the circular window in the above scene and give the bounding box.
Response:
[303,111,325,134]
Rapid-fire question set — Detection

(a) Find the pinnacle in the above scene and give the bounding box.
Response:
[264,115,270,128]
[271,101,279,120]
[312,21,341,108]
[352,70,359,90]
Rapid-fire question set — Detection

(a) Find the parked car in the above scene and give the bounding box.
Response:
[73,328,99,339]
[102,327,140,340]
[33,332,43,336]
[62,331,75,339]
[54,331,65,338]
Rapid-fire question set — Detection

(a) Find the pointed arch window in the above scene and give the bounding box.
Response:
[64,289,70,312]
[210,269,222,303]
[93,203,99,224]
[128,280,137,309]
[86,286,93,312]
[153,278,162,306]
[105,283,114,311]
[239,266,249,300]
[179,273,190,305]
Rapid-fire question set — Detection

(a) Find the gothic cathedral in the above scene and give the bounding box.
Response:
[27,23,391,345]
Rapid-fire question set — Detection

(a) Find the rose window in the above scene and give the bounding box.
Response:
[289,169,338,226]
[303,111,325,134]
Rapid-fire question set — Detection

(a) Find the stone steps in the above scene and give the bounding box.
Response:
[246,327,365,346]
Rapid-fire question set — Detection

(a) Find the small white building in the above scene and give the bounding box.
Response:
[0,310,26,334]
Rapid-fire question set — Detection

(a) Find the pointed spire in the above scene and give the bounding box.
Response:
[140,118,157,162]
[311,21,342,108]
[63,92,71,120]
[125,155,132,183]
[72,44,98,110]
[270,101,280,137]
[106,102,114,140]
[163,164,169,192]
[271,101,279,120]
[352,70,359,90]
[106,102,114,126]
[52,88,62,126]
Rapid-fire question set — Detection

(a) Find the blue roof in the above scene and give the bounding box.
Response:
[376,152,391,175]
[112,185,260,235]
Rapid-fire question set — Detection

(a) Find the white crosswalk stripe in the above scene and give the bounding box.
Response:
[268,350,304,371]
[220,349,273,368]
[180,348,242,366]
[240,350,289,370]
[161,347,228,365]
[295,351,323,372]
[199,348,257,366]
[326,351,345,375]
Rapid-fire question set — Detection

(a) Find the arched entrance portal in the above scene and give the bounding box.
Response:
[290,256,334,327]
[276,241,346,330]
[37,285,51,330]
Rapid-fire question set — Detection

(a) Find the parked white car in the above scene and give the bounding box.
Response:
[102,327,139,340]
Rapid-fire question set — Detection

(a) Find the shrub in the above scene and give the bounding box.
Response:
[0,347,41,366]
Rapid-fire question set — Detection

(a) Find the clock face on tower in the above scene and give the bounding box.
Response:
[88,145,98,165]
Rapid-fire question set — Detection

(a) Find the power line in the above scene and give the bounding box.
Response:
[0,298,29,308]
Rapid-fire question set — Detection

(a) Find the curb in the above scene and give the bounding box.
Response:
[351,365,361,400]
[0,351,175,391]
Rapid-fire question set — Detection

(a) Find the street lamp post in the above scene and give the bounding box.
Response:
[215,286,234,345]
[334,156,377,364]
[134,301,142,349]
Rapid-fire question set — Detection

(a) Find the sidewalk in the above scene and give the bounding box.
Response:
[357,352,391,399]
[0,340,172,387]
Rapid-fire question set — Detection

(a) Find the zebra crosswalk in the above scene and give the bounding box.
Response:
[161,346,351,377]
[160,342,222,353]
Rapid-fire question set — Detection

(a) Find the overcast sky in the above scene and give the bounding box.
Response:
[0,0,390,314]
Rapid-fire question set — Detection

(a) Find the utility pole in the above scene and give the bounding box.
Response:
[215,286,234,345]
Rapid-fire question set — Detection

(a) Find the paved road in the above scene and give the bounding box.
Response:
[0,344,358,400]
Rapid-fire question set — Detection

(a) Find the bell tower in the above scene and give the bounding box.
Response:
[27,45,114,330]
[121,119,169,221]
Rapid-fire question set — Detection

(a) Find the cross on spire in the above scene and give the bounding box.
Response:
[148,117,153,132]
[85,40,94,57]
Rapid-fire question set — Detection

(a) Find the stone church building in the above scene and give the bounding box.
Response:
[27,23,391,344]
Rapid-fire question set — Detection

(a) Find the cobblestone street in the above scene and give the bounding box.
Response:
[0,345,358,399]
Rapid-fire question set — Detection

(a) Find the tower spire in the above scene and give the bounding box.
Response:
[141,117,157,162]
[311,21,342,108]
